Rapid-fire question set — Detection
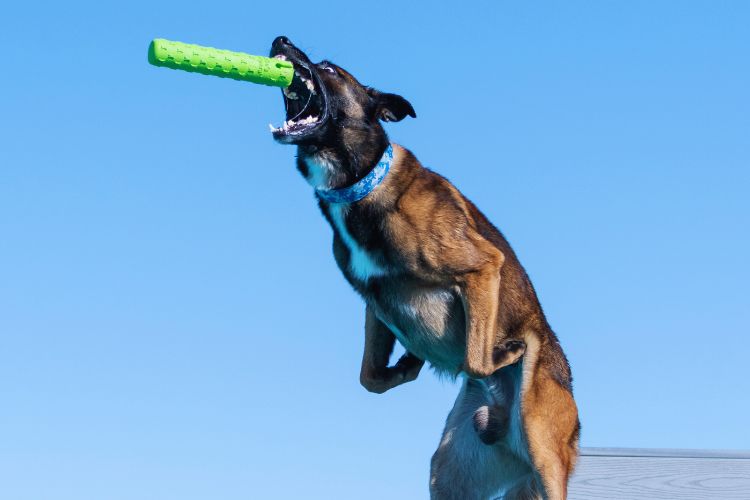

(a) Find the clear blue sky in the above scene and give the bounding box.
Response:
[1,1,748,499]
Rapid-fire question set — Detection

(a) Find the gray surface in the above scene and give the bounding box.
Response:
[570,448,750,499]
[582,447,750,460]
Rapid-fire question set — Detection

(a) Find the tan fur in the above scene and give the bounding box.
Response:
[520,339,580,499]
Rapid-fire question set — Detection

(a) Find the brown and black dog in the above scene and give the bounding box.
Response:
[269,36,579,500]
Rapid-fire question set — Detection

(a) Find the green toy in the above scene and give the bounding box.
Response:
[148,38,294,87]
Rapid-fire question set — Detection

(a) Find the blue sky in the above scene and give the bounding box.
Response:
[1,1,749,499]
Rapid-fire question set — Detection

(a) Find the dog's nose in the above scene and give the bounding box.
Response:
[272,36,292,49]
[270,36,294,57]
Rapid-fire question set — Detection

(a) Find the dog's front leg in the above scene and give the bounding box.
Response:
[360,306,424,394]
[459,250,525,379]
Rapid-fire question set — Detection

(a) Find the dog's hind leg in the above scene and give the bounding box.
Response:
[500,474,543,500]
[519,344,579,500]
[430,380,528,500]
[522,408,579,500]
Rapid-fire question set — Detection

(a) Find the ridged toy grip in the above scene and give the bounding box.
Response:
[148,38,294,87]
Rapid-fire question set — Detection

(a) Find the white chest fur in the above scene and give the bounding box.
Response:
[328,203,387,282]
[304,156,333,189]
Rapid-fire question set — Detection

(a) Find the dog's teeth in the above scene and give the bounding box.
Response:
[283,88,299,100]
[273,54,287,61]
[305,79,315,93]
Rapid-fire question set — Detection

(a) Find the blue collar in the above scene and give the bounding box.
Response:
[315,144,393,204]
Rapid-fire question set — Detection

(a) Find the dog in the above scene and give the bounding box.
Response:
[269,36,580,500]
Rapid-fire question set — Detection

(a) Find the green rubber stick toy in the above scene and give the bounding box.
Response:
[148,38,294,87]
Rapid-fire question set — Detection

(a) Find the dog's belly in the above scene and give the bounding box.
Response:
[368,282,466,374]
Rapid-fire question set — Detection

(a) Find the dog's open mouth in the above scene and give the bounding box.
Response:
[269,55,327,138]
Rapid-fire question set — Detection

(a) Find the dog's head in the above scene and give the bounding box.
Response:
[269,36,415,188]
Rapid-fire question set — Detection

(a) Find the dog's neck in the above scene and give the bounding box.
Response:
[297,137,389,191]
[314,144,393,204]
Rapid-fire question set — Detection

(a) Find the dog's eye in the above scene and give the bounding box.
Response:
[323,66,336,74]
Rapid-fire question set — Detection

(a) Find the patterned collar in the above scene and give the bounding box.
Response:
[315,144,393,204]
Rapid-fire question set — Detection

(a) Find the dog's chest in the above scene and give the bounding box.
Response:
[327,204,387,282]
[325,202,465,373]
[326,204,465,373]
[371,283,466,373]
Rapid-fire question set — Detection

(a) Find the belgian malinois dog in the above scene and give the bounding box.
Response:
[269,36,580,500]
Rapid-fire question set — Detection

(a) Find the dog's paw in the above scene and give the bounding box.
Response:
[491,340,526,369]
[360,369,396,394]
[394,353,422,383]
[361,354,423,394]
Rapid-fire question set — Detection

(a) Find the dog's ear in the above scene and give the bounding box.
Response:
[367,88,416,122]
